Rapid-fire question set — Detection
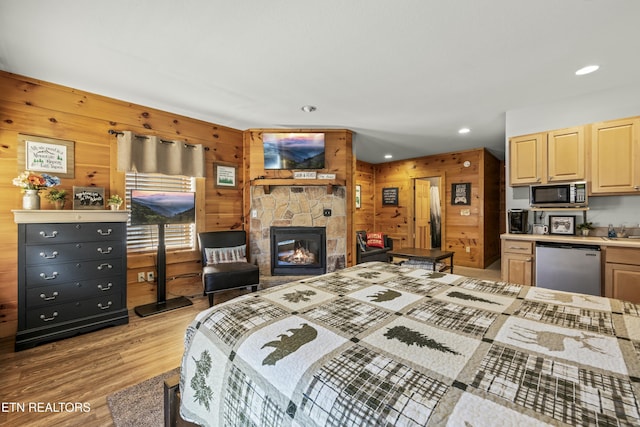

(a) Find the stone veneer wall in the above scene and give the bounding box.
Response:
[249,185,347,275]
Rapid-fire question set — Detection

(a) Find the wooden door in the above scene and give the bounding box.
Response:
[591,118,640,194]
[414,179,431,249]
[547,126,585,182]
[509,133,545,185]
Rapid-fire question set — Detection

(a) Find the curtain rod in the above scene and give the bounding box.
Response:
[108,129,209,150]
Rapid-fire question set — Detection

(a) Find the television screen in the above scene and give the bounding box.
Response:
[263,132,325,169]
[130,190,195,225]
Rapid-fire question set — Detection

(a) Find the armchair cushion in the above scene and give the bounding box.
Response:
[356,230,393,264]
[366,232,385,248]
[205,244,247,264]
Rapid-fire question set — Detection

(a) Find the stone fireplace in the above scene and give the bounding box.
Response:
[249,185,346,276]
[270,226,326,275]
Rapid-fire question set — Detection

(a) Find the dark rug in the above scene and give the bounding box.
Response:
[107,367,179,427]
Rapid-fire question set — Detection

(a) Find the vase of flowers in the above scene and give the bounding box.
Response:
[107,194,123,210]
[45,188,68,210]
[13,171,61,210]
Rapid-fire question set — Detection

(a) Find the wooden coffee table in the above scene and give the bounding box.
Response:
[387,248,455,273]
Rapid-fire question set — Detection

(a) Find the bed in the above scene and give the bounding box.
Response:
[179,261,640,426]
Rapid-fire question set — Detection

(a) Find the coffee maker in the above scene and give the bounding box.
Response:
[508,209,529,234]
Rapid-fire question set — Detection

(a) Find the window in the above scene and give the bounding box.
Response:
[125,172,196,252]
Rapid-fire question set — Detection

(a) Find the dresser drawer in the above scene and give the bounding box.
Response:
[24,222,125,244]
[25,294,124,329]
[25,240,124,265]
[26,277,121,308]
[25,259,124,287]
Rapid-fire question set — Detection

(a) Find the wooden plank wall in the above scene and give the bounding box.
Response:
[354,160,376,233]
[371,148,502,269]
[0,71,244,338]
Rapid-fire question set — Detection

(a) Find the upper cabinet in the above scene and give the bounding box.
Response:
[591,117,640,195]
[509,126,585,186]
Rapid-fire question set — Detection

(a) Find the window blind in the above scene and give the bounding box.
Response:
[125,172,196,252]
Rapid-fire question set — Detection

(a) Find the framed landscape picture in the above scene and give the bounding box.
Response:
[214,162,237,189]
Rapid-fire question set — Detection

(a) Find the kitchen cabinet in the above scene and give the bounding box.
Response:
[604,247,640,304]
[509,126,585,186]
[14,210,129,351]
[501,238,534,286]
[591,117,640,194]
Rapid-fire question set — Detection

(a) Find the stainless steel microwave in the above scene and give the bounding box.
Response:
[530,181,588,208]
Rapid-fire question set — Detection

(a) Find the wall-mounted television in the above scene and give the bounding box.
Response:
[263,132,325,170]
[130,190,195,225]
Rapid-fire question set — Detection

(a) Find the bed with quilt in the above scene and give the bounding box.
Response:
[179,261,640,426]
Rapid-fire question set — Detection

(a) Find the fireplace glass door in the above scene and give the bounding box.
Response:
[270,227,326,275]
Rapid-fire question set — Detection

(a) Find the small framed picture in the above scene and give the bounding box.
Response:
[451,183,471,205]
[549,215,576,235]
[355,185,361,208]
[382,187,399,206]
[214,162,237,189]
[73,186,105,210]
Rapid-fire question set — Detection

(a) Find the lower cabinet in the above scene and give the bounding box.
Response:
[604,247,640,304]
[501,239,535,286]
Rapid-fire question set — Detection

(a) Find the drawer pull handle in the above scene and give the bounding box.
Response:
[40,312,58,322]
[39,272,58,280]
[97,247,113,254]
[97,263,113,270]
[39,231,58,239]
[39,250,59,259]
[97,228,113,236]
[509,246,527,250]
[40,291,59,301]
[98,301,112,310]
[98,283,113,291]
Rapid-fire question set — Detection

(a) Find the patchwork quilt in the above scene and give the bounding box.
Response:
[179,261,640,426]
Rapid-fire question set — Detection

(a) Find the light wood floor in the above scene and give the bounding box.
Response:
[0,262,501,426]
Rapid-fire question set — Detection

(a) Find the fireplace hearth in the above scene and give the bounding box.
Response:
[270,226,326,275]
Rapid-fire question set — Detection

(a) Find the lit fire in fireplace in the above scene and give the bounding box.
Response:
[279,242,316,265]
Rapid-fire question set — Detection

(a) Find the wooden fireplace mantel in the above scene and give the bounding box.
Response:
[251,178,346,194]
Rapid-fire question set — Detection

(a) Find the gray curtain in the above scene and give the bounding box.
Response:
[116,131,205,177]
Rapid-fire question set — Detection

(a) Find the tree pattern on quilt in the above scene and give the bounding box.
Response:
[190,350,214,410]
[384,325,460,355]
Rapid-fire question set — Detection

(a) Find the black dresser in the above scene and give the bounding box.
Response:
[14,210,129,351]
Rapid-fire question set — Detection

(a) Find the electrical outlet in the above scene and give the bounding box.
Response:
[147,271,155,282]
[323,209,332,217]
[465,246,471,253]
[137,272,146,282]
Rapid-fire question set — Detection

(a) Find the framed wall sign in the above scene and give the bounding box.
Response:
[73,186,105,210]
[382,187,399,206]
[17,134,75,178]
[549,215,576,235]
[355,185,361,208]
[451,182,471,205]
[214,162,238,189]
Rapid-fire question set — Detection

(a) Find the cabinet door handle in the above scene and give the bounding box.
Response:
[40,291,59,301]
[97,263,113,270]
[525,258,532,262]
[97,228,113,236]
[40,312,58,322]
[97,247,113,254]
[39,251,59,259]
[634,186,640,190]
[39,230,58,239]
[98,301,112,310]
[39,272,59,280]
[98,283,113,291]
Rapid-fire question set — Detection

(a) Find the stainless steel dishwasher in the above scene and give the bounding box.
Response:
[535,242,601,295]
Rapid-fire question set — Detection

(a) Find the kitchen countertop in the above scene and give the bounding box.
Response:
[501,233,640,248]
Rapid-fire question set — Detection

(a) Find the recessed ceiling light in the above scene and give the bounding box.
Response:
[301,105,317,113]
[575,65,599,76]
[458,127,470,134]
[384,154,393,159]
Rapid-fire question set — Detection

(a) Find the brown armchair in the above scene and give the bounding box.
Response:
[198,230,260,307]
